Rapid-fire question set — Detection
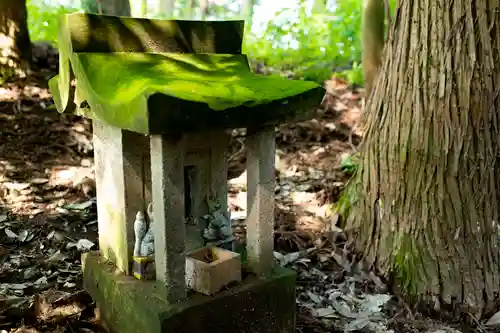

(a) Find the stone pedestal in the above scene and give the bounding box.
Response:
[83,252,296,333]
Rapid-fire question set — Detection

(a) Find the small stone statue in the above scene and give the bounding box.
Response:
[140,203,155,256]
[133,211,147,257]
[203,198,233,248]
[133,203,155,280]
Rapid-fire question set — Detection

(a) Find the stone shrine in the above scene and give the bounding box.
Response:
[49,13,324,333]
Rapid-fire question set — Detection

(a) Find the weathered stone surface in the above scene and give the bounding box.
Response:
[147,86,324,135]
[64,13,244,54]
[150,134,187,301]
[51,51,324,134]
[185,246,241,296]
[93,121,149,274]
[82,252,296,333]
[246,126,276,276]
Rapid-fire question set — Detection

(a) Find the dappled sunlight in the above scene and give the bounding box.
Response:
[0,82,94,217]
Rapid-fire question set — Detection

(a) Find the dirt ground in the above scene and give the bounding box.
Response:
[0,48,482,333]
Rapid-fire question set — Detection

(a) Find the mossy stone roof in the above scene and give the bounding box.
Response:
[49,13,324,134]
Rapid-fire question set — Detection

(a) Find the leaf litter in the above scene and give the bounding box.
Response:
[0,53,482,333]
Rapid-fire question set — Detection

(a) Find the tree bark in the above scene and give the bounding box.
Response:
[347,0,500,318]
[361,0,385,97]
[0,0,31,69]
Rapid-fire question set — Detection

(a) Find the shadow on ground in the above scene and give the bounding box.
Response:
[0,66,370,332]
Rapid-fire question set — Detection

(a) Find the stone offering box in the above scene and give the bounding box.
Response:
[186,246,241,295]
[49,13,324,333]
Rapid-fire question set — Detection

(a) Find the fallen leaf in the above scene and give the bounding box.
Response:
[48,250,67,262]
[34,277,48,286]
[64,200,93,210]
[63,282,76,288]
[314,307,336,318]
[486,310,500,326]
[307,291,322,304]
[5,228,18,239]
[3,295,30,308]
[2,283,29,290]
[344,317,371,331]
[274,251,303,266]
[67,238,95,251]
[18,230,30,242]
[3,182,31,190]
[29,178,49,184]
[23,267,37,280]
[360,294,391,313]
[332,301,356,318]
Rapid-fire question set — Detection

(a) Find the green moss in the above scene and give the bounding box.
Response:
[335,177,361,228]
[82,252,297,333]
[391,234,423,300]
[49,14,324,134]
[0,66,19,84]
[340,152,360,175]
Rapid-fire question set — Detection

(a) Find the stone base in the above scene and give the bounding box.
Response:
[82,252,296,333]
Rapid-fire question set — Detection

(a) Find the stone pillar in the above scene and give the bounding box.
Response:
[93,120,148,275]
[209,131,230,214]
[150,134,187,302]
[184,130,230,250]
[245,126,275,277]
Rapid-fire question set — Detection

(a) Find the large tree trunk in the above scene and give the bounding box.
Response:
[0,0,31,70]
[347,0,500,318]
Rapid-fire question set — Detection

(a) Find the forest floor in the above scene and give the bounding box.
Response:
[0,51,483,333]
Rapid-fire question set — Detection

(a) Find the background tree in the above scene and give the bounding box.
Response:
[0,0,31,70]
[312,0,327,13]
[200,0,209,20]
[184,0,194,19]
[361,0,385,97]
[80,0,131,16]
[347,0,500,317]
[241,0,256,29]
[158,0,175,17]
[141,0,148,17]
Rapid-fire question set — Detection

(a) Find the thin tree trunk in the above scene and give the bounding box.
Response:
[347,0,500,318]
[361,0,385,97]
[312,0,326,13]
[158,0,175,18]
[241,0,255,28]
[141,0,148,16]
[0,0,31,70]
[81,0,131,16]
[184,0,194,19]
[200,0,209,20]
